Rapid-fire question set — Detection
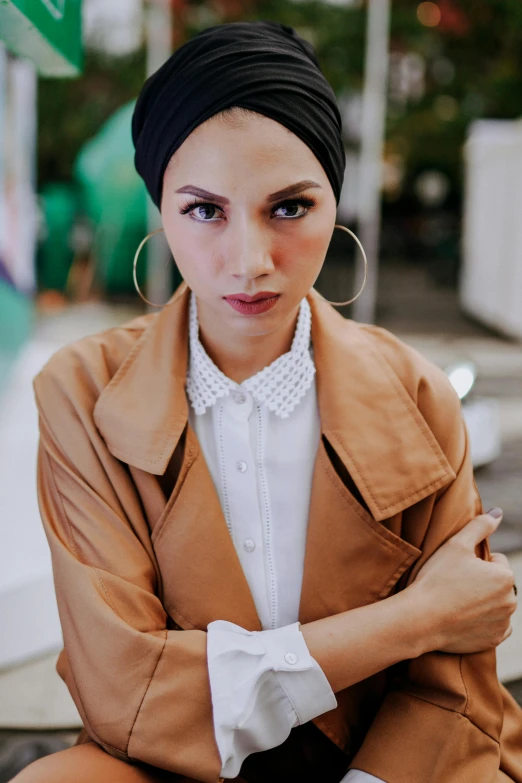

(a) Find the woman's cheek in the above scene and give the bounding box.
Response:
[161,220,206,285]
[288,229,330,280]
[174,251,207,291]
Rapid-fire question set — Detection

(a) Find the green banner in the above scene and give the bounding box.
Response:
[0,0,82,76]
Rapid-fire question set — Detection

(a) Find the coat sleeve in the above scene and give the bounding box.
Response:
[33,364,223,782]
[349,360,504,783]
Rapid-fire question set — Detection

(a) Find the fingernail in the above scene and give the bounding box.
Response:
[487,507,503,519]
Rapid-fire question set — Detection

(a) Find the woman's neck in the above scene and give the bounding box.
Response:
[196,302,300,384]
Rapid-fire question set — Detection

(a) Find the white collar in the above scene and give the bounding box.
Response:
[185,291,316,419]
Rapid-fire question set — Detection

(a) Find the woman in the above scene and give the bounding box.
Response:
[16,20,522,783]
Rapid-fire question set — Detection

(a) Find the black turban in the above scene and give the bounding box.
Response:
[131,20,345,208]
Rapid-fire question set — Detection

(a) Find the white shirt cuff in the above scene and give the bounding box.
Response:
[342,771,386,783]
[207,619,337,779]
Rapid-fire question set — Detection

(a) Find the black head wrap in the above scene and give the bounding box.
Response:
[131,20,345,208]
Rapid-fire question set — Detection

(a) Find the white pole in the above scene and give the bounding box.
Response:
[144,0,173,310]
[352,0,391,324]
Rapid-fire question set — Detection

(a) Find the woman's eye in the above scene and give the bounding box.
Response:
[272,199,313,219]
[191,203,222,221]
[179,201,224,221]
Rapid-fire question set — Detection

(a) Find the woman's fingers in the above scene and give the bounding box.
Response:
[452,508,503,550]
[490,552,510,568]
[488,553,517,598]
[412,505,518,654]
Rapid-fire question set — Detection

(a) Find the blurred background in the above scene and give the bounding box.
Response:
[0,0,521,777]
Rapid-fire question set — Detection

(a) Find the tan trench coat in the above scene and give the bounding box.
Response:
[33,283,522,783]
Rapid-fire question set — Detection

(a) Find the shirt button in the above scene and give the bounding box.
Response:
[236,460,248,473]
[284,652,298,665]
[232,390,247,404]
[243,538,256,553]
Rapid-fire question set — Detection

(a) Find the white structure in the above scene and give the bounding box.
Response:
[0,44,38,294]
[83,0,143,56]
[461,119,522,339]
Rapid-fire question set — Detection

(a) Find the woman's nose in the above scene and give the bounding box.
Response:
[224,220,275,279]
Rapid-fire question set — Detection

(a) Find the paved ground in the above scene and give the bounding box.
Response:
[0,730,77,783]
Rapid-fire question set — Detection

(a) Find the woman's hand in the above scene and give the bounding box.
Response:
[302,509,516,694]
[411,509,517,654]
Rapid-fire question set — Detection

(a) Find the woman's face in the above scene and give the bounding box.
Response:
[161,110,337,338]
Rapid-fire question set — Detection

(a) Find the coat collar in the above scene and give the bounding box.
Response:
[94,282,454,521]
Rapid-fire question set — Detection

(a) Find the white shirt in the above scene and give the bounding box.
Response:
[186,292,384,783]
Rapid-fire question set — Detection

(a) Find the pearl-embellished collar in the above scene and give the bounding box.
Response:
[185,291,316,419]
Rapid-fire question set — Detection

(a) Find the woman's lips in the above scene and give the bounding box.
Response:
[224,292,280,315]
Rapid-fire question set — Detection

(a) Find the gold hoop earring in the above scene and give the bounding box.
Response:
[133,227,173,307]
[314,224,368,307]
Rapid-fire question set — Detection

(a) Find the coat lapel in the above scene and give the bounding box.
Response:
[151,424,262,632]
[298,436,422,624]
[94,283,261,630]
[93,284,191,475]
[298,292,455,623]
[309,291,455,521]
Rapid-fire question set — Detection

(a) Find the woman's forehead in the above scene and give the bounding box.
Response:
[165,113,328,188]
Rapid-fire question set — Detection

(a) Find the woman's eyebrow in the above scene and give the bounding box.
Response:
[266,180,322,203]
[175,180,322,206]
[175,185,229,206]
